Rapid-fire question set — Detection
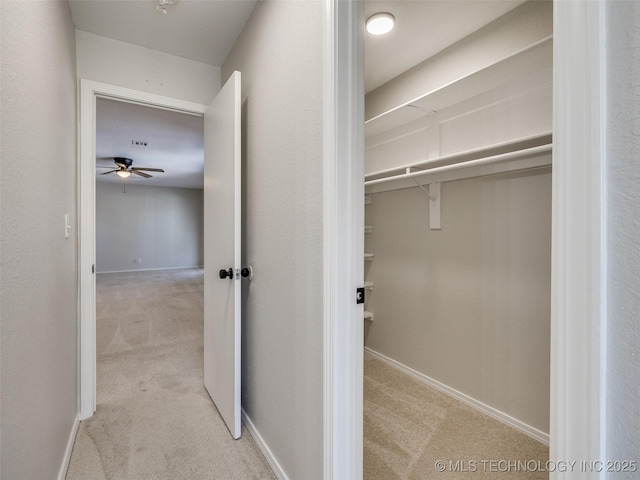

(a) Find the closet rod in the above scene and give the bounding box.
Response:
[365,131,552,181]
[364,144,552,187]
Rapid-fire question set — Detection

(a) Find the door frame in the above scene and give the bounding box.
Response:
[327,1,609,479]
[78,79,206,420]
[550,1,608,476]
[322,0,364,478]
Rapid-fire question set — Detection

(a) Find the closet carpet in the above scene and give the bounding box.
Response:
[364,353,549,480]
[65,269,275,480]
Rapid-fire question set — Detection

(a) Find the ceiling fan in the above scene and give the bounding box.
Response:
[98,157,165,179]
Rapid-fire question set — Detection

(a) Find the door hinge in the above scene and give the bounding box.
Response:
[92,264,95,274]
[356,287,365,304]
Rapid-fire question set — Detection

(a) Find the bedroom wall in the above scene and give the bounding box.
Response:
[221,1,324,478]
[0,1,79,478]
[96,182,203,273]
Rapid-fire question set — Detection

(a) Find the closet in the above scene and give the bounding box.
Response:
[362,0,553,466]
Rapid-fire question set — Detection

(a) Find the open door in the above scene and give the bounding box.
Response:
[203,71,242,439]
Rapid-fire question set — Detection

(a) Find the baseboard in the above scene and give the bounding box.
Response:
[57,415,80,480]
[364,347,550,446]
[242,409,290,480]
[97,266,204,274]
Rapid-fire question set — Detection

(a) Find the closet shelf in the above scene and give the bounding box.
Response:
[365,36,552,134]
[364,281,374,290]
[365,225,373,234]
[364,139,552,231]
[364,141,552,195]
[364,311,374,321]
[365,132,551,182]
[364,253,374,261]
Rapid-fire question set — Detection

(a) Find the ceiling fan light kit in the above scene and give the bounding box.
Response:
[99,156,165,180]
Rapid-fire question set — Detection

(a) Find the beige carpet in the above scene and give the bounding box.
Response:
[364,353,549,480]
[66,269,276,480]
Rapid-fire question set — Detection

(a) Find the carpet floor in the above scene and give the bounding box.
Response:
[364,353,549,480]
[65,269,275,480]
[66,268,548,479]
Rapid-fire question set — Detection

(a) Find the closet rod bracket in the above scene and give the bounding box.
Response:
[409,172,441,230]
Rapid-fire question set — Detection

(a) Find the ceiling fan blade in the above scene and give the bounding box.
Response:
[132,167,165,172]
[132,170,152,178]
[96,166,114,169]
[100,169,119,175]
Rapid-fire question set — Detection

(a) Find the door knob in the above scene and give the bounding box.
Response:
[219,268,233,279]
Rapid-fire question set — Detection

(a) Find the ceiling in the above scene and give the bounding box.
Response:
[68,0,257,66]
[72,0,525,189]
[364,0,526,93]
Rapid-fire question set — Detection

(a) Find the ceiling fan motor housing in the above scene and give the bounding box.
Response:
[114,157,133,167]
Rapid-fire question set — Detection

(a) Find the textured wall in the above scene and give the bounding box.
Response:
[76,30,220,104]
[96,183,203,273]
[222,1,324,478]
[0,1,79,478]
[606,0,640,468]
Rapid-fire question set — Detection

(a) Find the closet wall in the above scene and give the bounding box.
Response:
[364,0,552,438]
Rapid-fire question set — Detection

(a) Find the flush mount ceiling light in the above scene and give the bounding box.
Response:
[366,12,395,35]
[156,0,177,14]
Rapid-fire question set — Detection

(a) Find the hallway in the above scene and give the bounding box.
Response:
[66,269,275,480]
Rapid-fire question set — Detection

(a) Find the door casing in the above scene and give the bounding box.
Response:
[78,80,206,420]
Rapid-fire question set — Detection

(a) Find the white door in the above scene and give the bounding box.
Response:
[203,71,242,439]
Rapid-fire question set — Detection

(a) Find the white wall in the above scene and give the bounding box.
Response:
[96,183,203,273]
[364,0,552,436]
[365,168,552,434]
[0,1,79,478]
[605,0,640,468]
[75,30,220,104]
[221,1,324,478]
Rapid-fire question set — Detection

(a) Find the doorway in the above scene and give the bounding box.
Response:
[78,80,208,420]
[361,1,552,476]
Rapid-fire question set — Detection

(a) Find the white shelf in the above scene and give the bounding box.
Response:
[364,253,374,261]
[365,132,551,183]
[365,225,373,234]
[364,281,374,290]
[364,311,374,322]
[365,37,552,133]
[365,142,552,194]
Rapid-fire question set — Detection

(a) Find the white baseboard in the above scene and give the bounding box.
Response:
[242,409,289,480]
[57,415,80,480]
[364,347,549,446]
[97,266,204,274]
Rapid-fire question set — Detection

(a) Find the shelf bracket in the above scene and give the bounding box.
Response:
[409,171,441,230]
[429,182,441,230]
